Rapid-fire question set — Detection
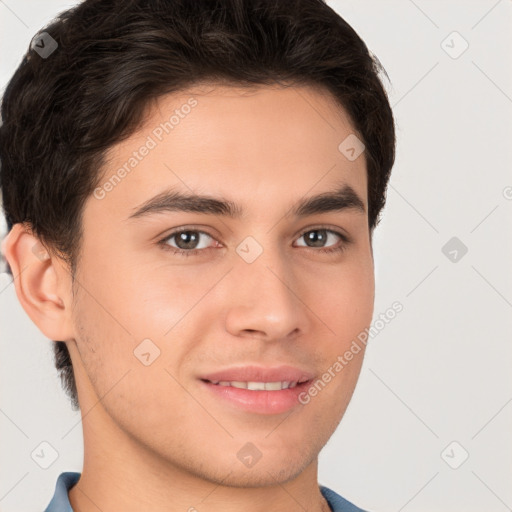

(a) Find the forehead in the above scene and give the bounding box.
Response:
[91,83,367,219]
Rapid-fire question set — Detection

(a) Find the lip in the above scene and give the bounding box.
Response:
[199,365,315,384]
[198,365,315,415]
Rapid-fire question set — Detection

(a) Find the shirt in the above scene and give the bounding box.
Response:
[44,472,369,512]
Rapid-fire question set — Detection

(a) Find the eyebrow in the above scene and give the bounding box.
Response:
[127,183,365,221]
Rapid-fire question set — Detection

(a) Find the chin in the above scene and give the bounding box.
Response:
[208,462,308,489]
[206,445,315,488]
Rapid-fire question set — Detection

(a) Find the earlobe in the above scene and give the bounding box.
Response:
[2,223,75,342]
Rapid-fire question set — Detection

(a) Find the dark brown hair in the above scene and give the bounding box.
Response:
[0,0,396,410]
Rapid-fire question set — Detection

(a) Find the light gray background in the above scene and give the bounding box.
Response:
[1,1,511,511]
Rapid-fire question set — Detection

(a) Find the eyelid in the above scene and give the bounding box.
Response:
[160,224,348,242]
[157,224,220,240]
[158,224,351,255]
[294,223,350,243]
[160,227,219,250]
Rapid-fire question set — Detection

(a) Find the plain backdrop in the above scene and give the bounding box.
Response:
[1,1,511,511]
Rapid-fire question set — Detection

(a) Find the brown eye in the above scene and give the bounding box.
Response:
[296,229,342,249]
[173,231,200,250]
[302,229,329,247]
[162,230,215,252]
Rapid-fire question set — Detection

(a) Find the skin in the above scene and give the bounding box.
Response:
[4,83,374,512]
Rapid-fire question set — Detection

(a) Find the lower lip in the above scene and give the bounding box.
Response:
[199,380,311,415]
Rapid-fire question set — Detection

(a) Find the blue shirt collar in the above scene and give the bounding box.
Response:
[44,472,80,512]
[44,472,368,512]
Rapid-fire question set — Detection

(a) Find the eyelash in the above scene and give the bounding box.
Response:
[157,226,351,258]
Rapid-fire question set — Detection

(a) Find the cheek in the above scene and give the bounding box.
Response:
[301,254,375,343]
[71,282,194,425]
[70,261,221,414]
[78,254,206,341]
[295,252,374,407]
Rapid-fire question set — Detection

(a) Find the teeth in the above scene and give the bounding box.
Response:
[262,382,281,391]
[230,381,248,389]
[211,380,298,390]
[248,381,266,390]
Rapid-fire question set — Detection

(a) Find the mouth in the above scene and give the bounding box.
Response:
[200,378,310,390]
[199,377,314,415]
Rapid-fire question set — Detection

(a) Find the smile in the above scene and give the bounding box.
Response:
[206,380,303,390]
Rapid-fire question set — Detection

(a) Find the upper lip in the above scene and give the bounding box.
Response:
[199,365,315,383]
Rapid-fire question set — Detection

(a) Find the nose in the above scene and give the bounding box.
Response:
[223,243,312,342]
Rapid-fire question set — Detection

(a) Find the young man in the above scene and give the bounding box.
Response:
[1,0,395,510]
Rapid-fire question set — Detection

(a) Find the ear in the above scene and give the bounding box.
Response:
[2,223,75,342]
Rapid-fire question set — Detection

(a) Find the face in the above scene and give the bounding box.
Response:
[66,83,374,486]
